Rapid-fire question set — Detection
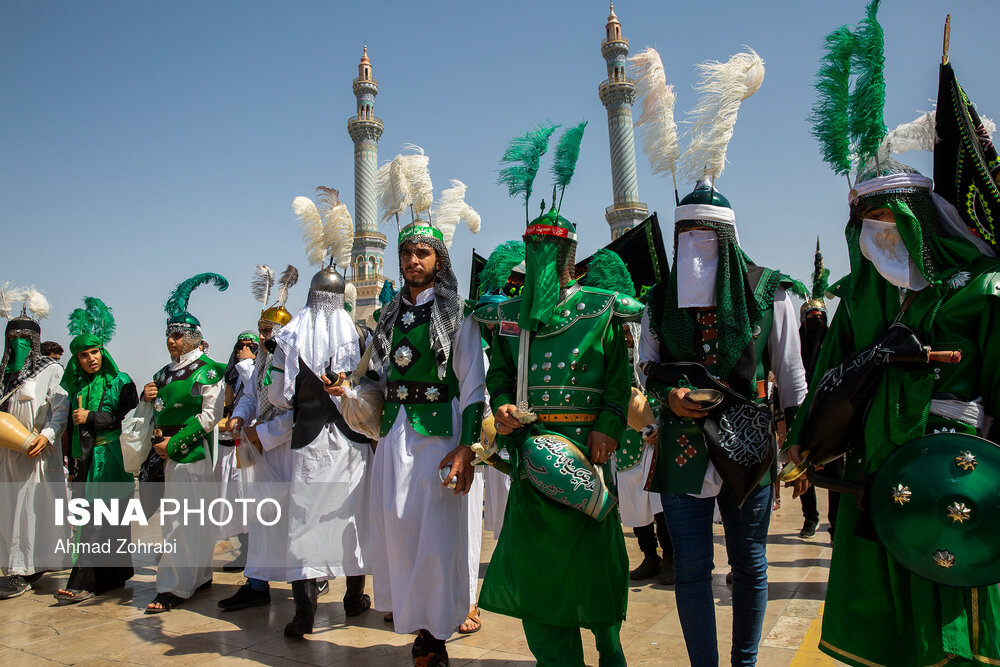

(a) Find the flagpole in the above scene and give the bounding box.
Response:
[942,14,951,66]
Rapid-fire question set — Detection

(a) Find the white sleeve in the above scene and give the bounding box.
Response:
[195,379,224,432]
[266,346,292,410]
[453,316,486,412]
[235,358,255,386]
[769,288,808,410]
[232,370,258,423]
[38,364,70,444]
[636,309,661,390]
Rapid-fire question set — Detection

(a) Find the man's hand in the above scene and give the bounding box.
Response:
[237,347,255,361]
[72,408,90,425]
[322,373,347,397]
[154,438,170,460]
[27,434,50,458]
[785,444,811,499]
[226,417,244,434]
[667,387,708,419]
[439,445,476,495]
[493,404,521,435]
[142,382,158,403]
[587,430,618,465]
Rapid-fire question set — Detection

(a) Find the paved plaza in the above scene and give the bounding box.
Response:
[0,495,840,666]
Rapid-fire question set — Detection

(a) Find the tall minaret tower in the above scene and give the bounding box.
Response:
[347,46,388,325]
[598,4,649,239]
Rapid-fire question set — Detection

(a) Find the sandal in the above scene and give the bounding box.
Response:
[458,604,482,634]
[145,592,183,614]
[55,589,95,605]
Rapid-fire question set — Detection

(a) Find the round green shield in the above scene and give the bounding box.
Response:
[870,432,1000,588]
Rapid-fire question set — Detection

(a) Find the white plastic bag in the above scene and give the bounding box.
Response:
[120,400,155,473]
[340,377,384,441]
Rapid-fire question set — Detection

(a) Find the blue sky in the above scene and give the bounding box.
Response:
[2,0,998,382]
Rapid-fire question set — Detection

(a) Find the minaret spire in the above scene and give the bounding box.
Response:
[347,45,389,325]
[598,4,649,239]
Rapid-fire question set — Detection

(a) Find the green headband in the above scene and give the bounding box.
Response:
[399,224,444,245]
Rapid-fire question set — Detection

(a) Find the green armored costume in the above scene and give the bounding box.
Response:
[477,122,637,666]
[790,4,1000,663]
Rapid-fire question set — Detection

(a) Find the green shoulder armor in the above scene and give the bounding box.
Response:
[612,292,644,320]
[473,297,522,324]
[191,356,226,386]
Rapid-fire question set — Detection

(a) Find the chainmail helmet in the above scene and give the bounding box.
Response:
[370,220,463,380]
[1,290,55,410]
[305,264,347,314]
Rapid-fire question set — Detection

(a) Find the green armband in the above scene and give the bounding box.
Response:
[459,402,485,448]
[166,419,209,463]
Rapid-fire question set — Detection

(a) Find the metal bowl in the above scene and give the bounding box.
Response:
[686,388,724,410]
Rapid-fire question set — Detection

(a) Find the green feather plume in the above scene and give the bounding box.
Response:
[498,123,559,222]
[165,272,229,319]
[580,249,634,297]
[552,121,588,211]
[848,0,887,170]
[809,26,855,176]
[378,278,397,306]
[787,279,809,301]
[67,297,117,345]
[480,240,526,294]
[811,240,830,300]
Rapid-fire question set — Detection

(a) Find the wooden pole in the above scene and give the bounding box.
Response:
[942,14,951,66]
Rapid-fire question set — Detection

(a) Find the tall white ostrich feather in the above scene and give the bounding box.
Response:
[981,116,996,139]
[321,202,355,268]
[400,144,433,215]
[293,196,327,266]
[23,286,50,320]
[0,282,23,319]
[377,155,412,225]
[344,283,357,314]
[251,265,275,306]
[433,179,482,248]
[630,47,679,179]
[878,111,936,162]
[276,265,298,307]
[680,48,765,183]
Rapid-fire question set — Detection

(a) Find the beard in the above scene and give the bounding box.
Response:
[404,267,438,289]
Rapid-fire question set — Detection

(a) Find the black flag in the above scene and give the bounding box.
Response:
[574,212,669,301]
[933,62,1000,254]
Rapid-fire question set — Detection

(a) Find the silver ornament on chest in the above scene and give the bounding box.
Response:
[394,345,414,368]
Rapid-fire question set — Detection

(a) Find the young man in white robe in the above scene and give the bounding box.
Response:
[333,219,485,667]
[0,305,72,600]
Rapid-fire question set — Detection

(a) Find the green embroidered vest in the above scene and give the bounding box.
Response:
[379,301,460,438]
[153,354,225,462]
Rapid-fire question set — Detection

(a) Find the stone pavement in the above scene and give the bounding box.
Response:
[0,493,841,666]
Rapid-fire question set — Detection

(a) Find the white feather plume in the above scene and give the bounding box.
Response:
[377,155,412,225]
[982,116,996,139]
[321,202,355,268]
[432,179,482,248]
[630,47,679,179]
[251,265,275,306]
[276,265,298,307]
[0,282,23,319]
[293,196,326,266]
[878,111,936,162]
[680,48,765,183]
[23,286,50,320]
[345,282,357,314]
[401,145,433,215]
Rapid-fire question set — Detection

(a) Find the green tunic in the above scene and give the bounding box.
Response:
[789,257,1000,666]
[475,285,638,629]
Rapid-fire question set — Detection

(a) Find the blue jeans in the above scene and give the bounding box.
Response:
[660,483,772,666]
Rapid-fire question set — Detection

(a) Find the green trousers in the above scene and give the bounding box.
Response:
[521,620,626,666]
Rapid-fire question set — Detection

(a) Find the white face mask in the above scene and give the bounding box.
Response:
[676,229,719,308]
[859,218,929,290]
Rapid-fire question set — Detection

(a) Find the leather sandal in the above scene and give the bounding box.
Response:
[458,604,482,634]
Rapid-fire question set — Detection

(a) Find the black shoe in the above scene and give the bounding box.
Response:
[659,556,675,586]
[343,575,371,617]
[725,569,734,585]
[284,579,318,637]
[318,580,329,597]
[629,554,662,581]
[413,631,448,666]
[218,581,270,611]
[799,522,818,539]
[0,575,30,600]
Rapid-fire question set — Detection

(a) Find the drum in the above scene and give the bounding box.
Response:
[0,411,34,456]
[521,430,617,521]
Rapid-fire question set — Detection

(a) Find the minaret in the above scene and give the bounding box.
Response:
[347,46,388,325]
[598,4,649,239]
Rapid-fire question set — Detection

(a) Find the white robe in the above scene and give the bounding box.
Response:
[614,443,660,528]
[239,340,370,582]
[155,348,221,598]
[368,289,487,641]
[482,461,510,540]
[466,467,484,601]
[214,358,254,539]
[0,361,71,575]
